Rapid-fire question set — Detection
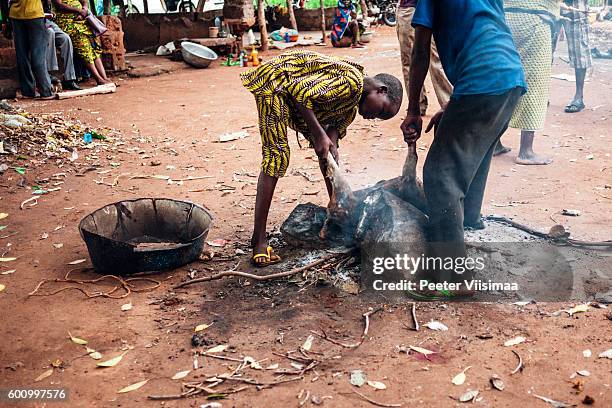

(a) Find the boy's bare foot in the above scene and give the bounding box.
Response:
[351,43,365,48]
[515,151,552,165]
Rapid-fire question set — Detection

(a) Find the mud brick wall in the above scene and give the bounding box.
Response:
[121,12,220,52]
[0,37,18,99]
[223,0,255,21]
[99,15,127,72]
[264,7,336,31]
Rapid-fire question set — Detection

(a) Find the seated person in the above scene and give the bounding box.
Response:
[43,0,80,90]
[330,0,364,48]
[51,0,111,85]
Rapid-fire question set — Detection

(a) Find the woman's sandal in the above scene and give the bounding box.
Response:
[564,100,585,113]
[252,246,282,267]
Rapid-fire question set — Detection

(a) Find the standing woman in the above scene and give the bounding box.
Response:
[51,0,111,85]
[503,0,560,165]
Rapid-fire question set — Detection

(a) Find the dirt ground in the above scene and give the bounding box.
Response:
[1,27,611,408]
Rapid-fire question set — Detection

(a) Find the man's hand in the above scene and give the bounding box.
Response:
[401,114,423,144]
[425,109,444,134]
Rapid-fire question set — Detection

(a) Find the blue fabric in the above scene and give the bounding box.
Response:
[412,0,527,98]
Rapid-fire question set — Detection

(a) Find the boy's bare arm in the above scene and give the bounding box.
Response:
[291,98,335,161]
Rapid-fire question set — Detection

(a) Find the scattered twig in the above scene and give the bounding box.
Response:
[487,215,612,249]
[173,249,354,289]
[20,196,38,209]
[410,302,419,331]
[311,306,383,349]
[200,352,244,363]
[28,267,161,299]
[298,389,310,407]
[346,389,402,407]
[510,349,524,375]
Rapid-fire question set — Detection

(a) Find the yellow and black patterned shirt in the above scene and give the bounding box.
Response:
[241,50,365,142]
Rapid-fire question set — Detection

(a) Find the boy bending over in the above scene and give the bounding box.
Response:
[241,50,402,266]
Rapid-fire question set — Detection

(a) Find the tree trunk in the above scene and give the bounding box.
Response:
[287,0,298,30]
[143,0,149,14]
[258,0,269,51]
[320,0,326,45]
[359,0,368,18]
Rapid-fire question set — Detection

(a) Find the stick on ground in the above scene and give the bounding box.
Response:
[510,349,524,375]
[347,389,402,407]
[312,306,383,349]
[410,302,419,331]
[173,249,353,289]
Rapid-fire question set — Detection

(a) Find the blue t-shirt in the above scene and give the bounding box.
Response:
[412,0,527,98]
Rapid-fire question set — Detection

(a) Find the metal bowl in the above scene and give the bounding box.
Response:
[181,42,218,68]
[79,198,213,275]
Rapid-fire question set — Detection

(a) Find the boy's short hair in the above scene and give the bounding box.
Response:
[374,73,403,107]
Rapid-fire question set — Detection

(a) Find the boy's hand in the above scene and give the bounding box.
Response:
[314,132,334,161]
[401,114,423,143]
[425,109,444,134]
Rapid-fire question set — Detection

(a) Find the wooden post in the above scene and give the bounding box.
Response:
[287,0,297,30]
[319,0,326,45]
[258,0,269,51]
[143,0,149,14]
[196,0,206,13]
[102,0,111,15]
[359,0,368,19]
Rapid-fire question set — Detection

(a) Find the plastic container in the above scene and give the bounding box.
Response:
[208,26,219,38]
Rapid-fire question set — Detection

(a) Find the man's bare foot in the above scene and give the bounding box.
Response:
[351,43,365,48]
[515,152,552,165]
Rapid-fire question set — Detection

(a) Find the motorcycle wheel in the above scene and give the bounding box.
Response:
[383,3,397,26]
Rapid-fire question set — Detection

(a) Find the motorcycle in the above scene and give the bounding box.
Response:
[366,0,397,27]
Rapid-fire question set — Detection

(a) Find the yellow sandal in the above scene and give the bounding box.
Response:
[252,246,282,267]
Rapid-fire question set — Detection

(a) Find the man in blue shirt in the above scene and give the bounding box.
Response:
[401,0,526,293]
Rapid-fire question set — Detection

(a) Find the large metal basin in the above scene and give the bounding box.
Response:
[79,198,213,275]
[181,42,218,68]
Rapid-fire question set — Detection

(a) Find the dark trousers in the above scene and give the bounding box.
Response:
[12,18,53,97]
[423,87,522,256]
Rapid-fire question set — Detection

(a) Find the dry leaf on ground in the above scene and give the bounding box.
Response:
[172,370,190,380]
[34,368,53,382]
[533,394,576,408]
[452,366,472,385]
[459,389,479,402]
[206,345,227,353]
[409,345,436,355]
[504,336,526,347]
[86,347,102,360]
[302,334,314,351]
[367,380,387,390]
[121,302,132,311]
[194,323,212,332]
[68,332,88,345]
[117,379,148,393]
[97,352,127,367]
[424,321,448,331]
